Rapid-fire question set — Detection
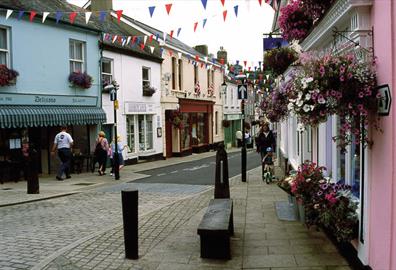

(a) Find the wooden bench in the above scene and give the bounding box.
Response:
[197,198,234,260]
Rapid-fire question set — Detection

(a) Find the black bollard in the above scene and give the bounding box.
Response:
[214,144,230,199]
[27,148,39,194]
[121,189,138,260]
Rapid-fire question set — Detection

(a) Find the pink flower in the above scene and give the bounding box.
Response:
[319,66,325,76]
[340,75,345,82]
[358,104,364,111]
[340,66,346,73]
[347,73,353,79]
[358,92,364,98]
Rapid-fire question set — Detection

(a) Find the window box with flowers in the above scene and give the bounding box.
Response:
[169,109,184,129]
[143,86,156,97]
[0,65,19,87]
[68,71,93,89]
[194,81,201,96]
[207,83,214,97]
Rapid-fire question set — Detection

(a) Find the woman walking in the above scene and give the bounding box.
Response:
[111,136,128,173]
[255,123,276,176]
[95,131,109,176]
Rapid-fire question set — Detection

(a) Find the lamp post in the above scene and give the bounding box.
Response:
[107,81,120,180]
[235,74,247,182]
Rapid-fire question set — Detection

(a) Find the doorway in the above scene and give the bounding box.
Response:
[165,110,173,158]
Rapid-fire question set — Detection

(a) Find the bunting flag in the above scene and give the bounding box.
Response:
[258,61,262,67]
[17,11,25,20]
[223,10,227,21]
[234,5,239,17]
[170,30,174,40]
[122,37,127,46]
[116,10,123,23]
[236,60,239,65]
[178,52,182,59]
[55,11,62,23]
[204,56,208,62]
[195,55,199,61]
[220,58,225,65]
[140,42,145,50]
[201,0,208,9]
[149,34,153,43]
[6,10,13,20]
[99,11,107,22]
[85,12,91,24]
[29,11,37,22]
[160,48,164,56]
[220,0,225,6]
[69,12,77,24]
[155,33,160,41]
[203,18,207,29]
[194,22,198,32]
[148,6,155,17]
[163,32,167,42]
[132,36,137,44]
[126,36,131,45]
[212,58,216,63]
[200,62,204,68]
[169,50,173,56]
[248,67,251,71]
[165,4,173,15]
[112,35,118,43]
[42,12,50,23]
[243,60,247,66]
[150,46,155,54]
[177,28,182,37]
[144,35,148,44]
[258,0,263,6]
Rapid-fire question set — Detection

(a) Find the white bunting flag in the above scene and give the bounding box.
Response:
[177,52,182,59]
[6,10,13,20]
[122,38,126,46]
[42,12,50,23]
[144,35,148,45]
[150,46,155,54]
[126,36,131,45]
[163,32,167,43]
[112,35,118,43]
[85,12,92,24]
[204,56,208,63]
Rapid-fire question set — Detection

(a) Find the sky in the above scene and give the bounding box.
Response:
[67,0,275,66]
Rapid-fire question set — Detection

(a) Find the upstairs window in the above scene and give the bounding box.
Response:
[178,59,183,90]
[69,40,85,73]
[194,65,198,85]
[101,58,113,86]
[171,57,176,90]
[142,67,151,89]
[0,27,10,66]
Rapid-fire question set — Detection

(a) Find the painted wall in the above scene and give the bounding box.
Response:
[0,17,100,100]
[102,50,163,159]
[369,0,395,268]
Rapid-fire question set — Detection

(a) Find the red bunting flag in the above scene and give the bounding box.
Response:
[116,10,123,23]
[132,36,137,44]
[140,43,145,50]
[149,34,154,43]
[223,10,227,21]
[258,0,262,6]
[194,22,198,32]
[248,67,251,71]
[170,30,174,40]
[195,55,200,61]
[220,58,225,65]
[69,12,77,24]
[29,11,37,22]
[200,62,204,68]
[117,36,123,44]
[243,60,247,67]
[220,0,225,6]
[169,50,173,56]
[165,4,172,15]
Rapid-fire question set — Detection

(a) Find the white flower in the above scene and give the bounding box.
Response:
[318,97,326,104]
[306,77,314,83]
[314,204,320,209]
[319,179,326,184]
[303,104,311,112]
[305,93,311,100]
[306,178,311,182]
[287,103,294,111]
[297,100,304,107]
[298,91,303,99]
[297,123,305,132]
[302,82,308,89]
[310,105,315,111]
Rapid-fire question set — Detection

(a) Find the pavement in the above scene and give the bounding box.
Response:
[0,149,352,270]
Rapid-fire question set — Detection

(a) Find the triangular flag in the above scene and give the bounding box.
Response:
[85,12,91,24]
[234,5,239,17]
[223,10,227,21]
[132,36,137,44]
[203,18,207,29]
[122,38,127,46]
[163,32,167,42]
[150,46,155,54]
[212,58,216,63]
[136,37,141,45]
[69,12,77,24]
[220,58,225,65]
[248,67,251,71]
[149,6,155,18]
[195,55,200,61]
[144,35,148,44]
[149,35,153,43]
[194,22,198,32]
[169,50,173,57]
[258,0,263,6]
[116,10,123,23]
[165,4,172,15]
[6,10,13,20]
[201,0,208,9]
[160,48,164,56]
[42,12,50,23]
[236,60,239,65]
[17,11,25,20]
[140,43,145,50]
[29,11,37,22]
[156,33,160,41]
[204,57,208,63]
[220,0,225,6]
[200,62,204,68]
[170,30,174,40]
[55,11,62,23]
[177,28,182,37]
[126,36,131,45]
[178,52,182,59]
[112,35,118,43]
[99,11,107,22]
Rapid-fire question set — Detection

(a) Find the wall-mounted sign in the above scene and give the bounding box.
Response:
[377,84,392,116]
[125,102,155,114]
[238,84,247,100]
[0,93,97,106]
[157,127,162,138]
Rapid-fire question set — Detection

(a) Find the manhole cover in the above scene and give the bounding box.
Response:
[1,188,12,190]
[73,183,95,186]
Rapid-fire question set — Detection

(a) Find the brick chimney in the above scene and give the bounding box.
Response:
[194,45,208,56]
[217,46,227,64]
[90,0,113,11]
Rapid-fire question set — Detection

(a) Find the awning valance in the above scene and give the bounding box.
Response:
[0,106,106,128]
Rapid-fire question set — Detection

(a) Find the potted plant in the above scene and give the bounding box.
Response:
[68,71,93,89]
[169,110,184,129]
[222,119,231,128]
[0,65,19,86]
[279,0,313,42]
[143,86,157,96]
[264,47,298,76]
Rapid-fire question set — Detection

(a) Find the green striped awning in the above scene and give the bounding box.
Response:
[0,106,107,128]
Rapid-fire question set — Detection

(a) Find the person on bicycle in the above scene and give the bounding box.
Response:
[262,147,274,184]
[256,122,276,175]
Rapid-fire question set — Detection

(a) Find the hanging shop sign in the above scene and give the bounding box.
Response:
[377,84,392,116]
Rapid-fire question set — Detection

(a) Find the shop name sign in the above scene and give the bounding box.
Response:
[0,93,97,106]
[125,102,155,114]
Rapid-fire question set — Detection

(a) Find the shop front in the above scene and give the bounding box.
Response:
[0,93,106,182]
[223,113,242,149]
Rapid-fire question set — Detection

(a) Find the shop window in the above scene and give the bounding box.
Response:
[0,27,10,66]
[101,58,113,87]
[126,117,135,153]
[171,57,176,90]
[69,39,85,73]
[127,115,153,153]
[180,113,190,150]
[142,67,151,90]
[178,59,183,90]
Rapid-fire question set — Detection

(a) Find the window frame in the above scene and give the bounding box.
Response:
[101,58,113,86]
[69,39,86,73]
[142,66,151,90]
[171,57,176,90]
[0,26,10,67]
[127,114,154,153]
[194,65,199,85]
[178,59,183,90]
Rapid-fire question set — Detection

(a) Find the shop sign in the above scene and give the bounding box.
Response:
[377,84,392,116]
[125,102,155,114]
[238,84,248,100]
[0,93,97,106]
[226,114,242,121]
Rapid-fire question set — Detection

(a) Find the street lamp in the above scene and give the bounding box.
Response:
[235,74,247,183]
[105,80,120,180]
[221,81,227,97]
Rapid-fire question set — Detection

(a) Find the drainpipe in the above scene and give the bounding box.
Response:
[98,32,104,138]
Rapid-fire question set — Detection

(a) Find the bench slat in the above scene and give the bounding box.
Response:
[197,199,232,233]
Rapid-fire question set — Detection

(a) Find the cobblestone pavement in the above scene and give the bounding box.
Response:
[0,183,211,270]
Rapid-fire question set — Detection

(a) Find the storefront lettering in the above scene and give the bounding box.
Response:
[72,98,86,103]
[35,96,56,104]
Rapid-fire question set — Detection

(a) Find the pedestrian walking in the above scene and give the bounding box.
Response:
[51,126,73,181]
[95,131,109,176]
[111,136,128,173]
[255,122,276,176]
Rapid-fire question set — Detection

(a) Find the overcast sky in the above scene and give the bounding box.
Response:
[67,0,274,66]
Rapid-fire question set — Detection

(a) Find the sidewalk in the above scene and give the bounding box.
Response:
[38,166,351,270]
[0,148,243,207]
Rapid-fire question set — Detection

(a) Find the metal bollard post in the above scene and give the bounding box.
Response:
[27,148,39,194]
[121,189,138,259]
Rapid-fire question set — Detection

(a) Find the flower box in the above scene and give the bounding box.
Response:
[0,65,19,87]
[143,86,156,97]
[68,72,93,89]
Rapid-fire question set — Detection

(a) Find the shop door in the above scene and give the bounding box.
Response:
[165,111,173,158]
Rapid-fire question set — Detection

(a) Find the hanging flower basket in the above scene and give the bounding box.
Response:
[264,47,298,76]
[279,0,313,42]
[0,65,19,87]
[300,0,335,22]
[143,86,157,96]
[222,119,231,128]
[207,83,214,97]
[68,71,93,89]
[261,79,291,123]
[169,109,184,129]
[194,81,201,96]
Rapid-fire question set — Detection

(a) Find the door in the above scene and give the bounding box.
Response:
[165,110,173,158]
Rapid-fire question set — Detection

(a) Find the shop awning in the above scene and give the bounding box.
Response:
[0,106,107,128]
